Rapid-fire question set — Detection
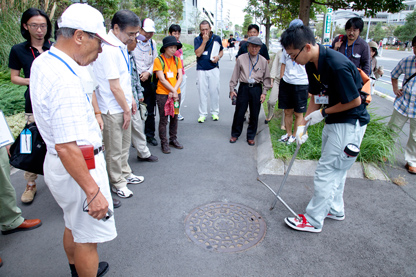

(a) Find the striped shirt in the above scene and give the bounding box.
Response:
[30,46,103,155]
[391,55,416,118]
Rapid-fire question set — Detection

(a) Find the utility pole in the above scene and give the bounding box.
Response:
[366,16,371,42]
[215,0,218,35]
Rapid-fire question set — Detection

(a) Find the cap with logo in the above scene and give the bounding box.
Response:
[142,18,156,33]
[58,3,121,47]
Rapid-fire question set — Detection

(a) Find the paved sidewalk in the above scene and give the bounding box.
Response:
[1,56,415,276]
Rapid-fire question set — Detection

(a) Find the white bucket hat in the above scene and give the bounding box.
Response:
[142,18,156,33]
[58,3,121,47]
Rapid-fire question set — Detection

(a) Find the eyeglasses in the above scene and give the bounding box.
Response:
[346,28,359,34]
[292,45,305,62]
[27,24,47,30]
[87,32,105,48]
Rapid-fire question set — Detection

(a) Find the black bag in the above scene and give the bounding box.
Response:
[9,122,46,175]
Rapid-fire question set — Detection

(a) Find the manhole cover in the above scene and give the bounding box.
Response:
[184,202,266,253]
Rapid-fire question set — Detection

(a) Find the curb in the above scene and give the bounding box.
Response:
[256,106,390,181]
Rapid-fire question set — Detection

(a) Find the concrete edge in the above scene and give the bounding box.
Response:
[256,105,391,181]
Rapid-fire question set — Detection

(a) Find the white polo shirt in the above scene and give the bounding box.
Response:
[281,49,308,85]
[93,30,132,114]
[30,46,103,155]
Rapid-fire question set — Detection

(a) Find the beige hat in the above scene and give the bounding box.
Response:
[58,3,121,47]
[368,41,378,49]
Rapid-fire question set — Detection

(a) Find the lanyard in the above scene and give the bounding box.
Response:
[345,40,356,58]
[249,54,259,78]
[137,40,153,56]
[119,46,130,73]
[48,51,90,103]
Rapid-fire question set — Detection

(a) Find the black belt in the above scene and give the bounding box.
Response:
[240,82,262,88]
[94,146,104,155]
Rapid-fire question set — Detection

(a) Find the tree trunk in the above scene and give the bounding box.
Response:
[299,0,312,26]
[265,0,270,49]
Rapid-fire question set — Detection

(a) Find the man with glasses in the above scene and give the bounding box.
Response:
[8,8,53,204]
[30,4,120,275]
[331,17,371,76]
[93,10,144,199]
[280,24,369,233]
[277,19,309,145]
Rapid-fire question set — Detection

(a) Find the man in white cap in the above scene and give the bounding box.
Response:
[93,10,144,199]
[131,18,158,146]
[30,3,119,276]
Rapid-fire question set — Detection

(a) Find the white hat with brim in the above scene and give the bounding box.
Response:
[58,3,121,47]
[142,18,156,33]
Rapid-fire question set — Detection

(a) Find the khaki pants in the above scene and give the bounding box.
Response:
[388,109,416,167]
[131,111,151,159]
[0,147,24,231]
[102,112,132,189]
[24,113,37,183]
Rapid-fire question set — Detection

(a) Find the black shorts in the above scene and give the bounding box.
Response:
[278,79,308,113]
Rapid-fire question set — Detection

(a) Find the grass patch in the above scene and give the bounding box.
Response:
[5,112,26,139]
[267,106,397,164]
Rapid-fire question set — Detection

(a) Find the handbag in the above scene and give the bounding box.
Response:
[139,102,148,121]
[9,122,47,175]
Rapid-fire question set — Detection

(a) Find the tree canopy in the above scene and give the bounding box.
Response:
[394,10,416,43]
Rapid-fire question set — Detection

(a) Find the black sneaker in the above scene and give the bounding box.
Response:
[137,154,158,162]
[146,137,158,146]
[69,261,109,277]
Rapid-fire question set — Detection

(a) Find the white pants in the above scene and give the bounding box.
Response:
[131,111,151,159]
[305,121,367,229]
[229,47,235,60]
[179,74,187,113]
[388,109,416,166]
[44,151,117,243]
[197,68,220,117]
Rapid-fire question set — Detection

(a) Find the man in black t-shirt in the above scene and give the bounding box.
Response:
[8,8,53,205]
[236,24,270,62]
[280,24,369,233]
[227,34,236,60]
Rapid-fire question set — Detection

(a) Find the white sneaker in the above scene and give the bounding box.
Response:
[279,134,289,142]
[126,173,144,184]
[178,114,184,121]
[284,214,322,233]
[287,136,296,145]
[112,186,133,198]
[326,213,345,221]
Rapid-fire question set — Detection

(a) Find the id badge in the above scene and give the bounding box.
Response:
[314,95,329,104]
[289,69,297,75]
[202,51,208,56]
[20,128,32,154]
[167,71,174,78]
[248,78,255,84]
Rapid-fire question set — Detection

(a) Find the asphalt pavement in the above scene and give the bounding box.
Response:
[1,49,415,277]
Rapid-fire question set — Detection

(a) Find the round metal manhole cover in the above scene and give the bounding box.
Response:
[184,202,266,253]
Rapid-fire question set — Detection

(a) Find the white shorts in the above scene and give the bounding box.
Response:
[44,151,117,243]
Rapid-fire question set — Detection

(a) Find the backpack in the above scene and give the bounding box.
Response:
[152,55,180,88]
[357,68,371,105]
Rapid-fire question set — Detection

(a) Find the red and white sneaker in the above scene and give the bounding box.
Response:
[284,214,322,233]
[326,213,345,221]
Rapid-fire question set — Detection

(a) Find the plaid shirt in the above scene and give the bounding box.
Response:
[391,55,416,118]
[129,52,144,103]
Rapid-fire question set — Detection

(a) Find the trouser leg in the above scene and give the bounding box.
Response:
[197,70,209,117]
[102,113,129,189]
[231,85,249,138]
[208,68,220,116]
[267,79,280,120]
[141,79,156,138]
[179,75,187,113]
[131,112,151,159]
[305,121,367,229]
[388,109,416,166]
[247,87,262,140]
[156,94,169,145]
[0,147,24,231]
